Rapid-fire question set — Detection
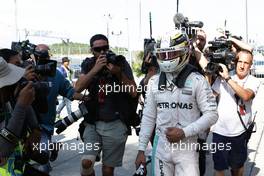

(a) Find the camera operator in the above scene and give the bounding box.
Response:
[32,44,85,174]
[211,50,260,176]
[139,52,159,99]
[0,57,41,175]
[75,34,137,176]
[135,30,218,176]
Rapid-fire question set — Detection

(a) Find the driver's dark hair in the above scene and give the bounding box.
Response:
[90,34,108,47]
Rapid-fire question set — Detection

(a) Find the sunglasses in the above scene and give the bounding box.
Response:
[92,45,109,52]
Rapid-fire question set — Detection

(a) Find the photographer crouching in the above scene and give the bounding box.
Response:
[75,34,137,176]
[0,57,41,175]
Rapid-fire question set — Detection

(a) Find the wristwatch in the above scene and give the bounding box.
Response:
[225,76,232,82]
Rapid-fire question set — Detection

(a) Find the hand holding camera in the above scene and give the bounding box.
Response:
[24,65,38,81]
[91,55,107,74]
[218,63,229,80]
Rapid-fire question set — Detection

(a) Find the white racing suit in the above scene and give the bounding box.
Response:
[139,72,218,176]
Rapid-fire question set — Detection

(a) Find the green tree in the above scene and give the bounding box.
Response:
[132,51,144,77]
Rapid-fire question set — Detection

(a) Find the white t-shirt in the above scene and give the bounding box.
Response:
[211,74,260,137]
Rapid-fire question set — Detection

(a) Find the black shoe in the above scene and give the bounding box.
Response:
[50,142,61,162]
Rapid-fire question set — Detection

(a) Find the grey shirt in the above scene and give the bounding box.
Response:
[0,103,38,158]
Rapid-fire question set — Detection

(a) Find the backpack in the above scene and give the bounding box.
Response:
[117,92,140,128]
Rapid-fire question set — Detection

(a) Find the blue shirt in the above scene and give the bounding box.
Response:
[40,70,75,133]
[57,66,67,78]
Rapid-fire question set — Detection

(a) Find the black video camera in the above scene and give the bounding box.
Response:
[11,40,49,61]
[34,59,57,77]
[173,13,203,40]
[141,38,158,74]
[205,38,236,76]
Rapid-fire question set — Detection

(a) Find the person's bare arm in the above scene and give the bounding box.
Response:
[230,37,253,53]
[75,56,107,93]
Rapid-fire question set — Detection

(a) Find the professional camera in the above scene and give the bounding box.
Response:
[34,59,57,77]
[55,102,88,134]
[105,50,125,65]
[173,13,203,39]
[105,50,118,64]
[18,78,52,113]
[205,38,236,76]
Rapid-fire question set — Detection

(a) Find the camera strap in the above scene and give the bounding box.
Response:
[233,75,252,131]
[235,95,256,132]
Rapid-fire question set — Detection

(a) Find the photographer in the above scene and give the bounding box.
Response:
[75,34,137,176]
[211,50,260,176]
[135,30,218,176]
[0,57,40,175]
[32,44,85,173]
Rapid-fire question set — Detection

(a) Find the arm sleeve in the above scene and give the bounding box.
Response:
[138,78,157,151]
[25,106,39,130]
[244,76,261,96]
[183,75,219,137]
[6,103,28,137]
[0,103,28,157]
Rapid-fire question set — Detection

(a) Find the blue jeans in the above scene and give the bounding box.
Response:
[37,130,52,173]
[57,97,72,116]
